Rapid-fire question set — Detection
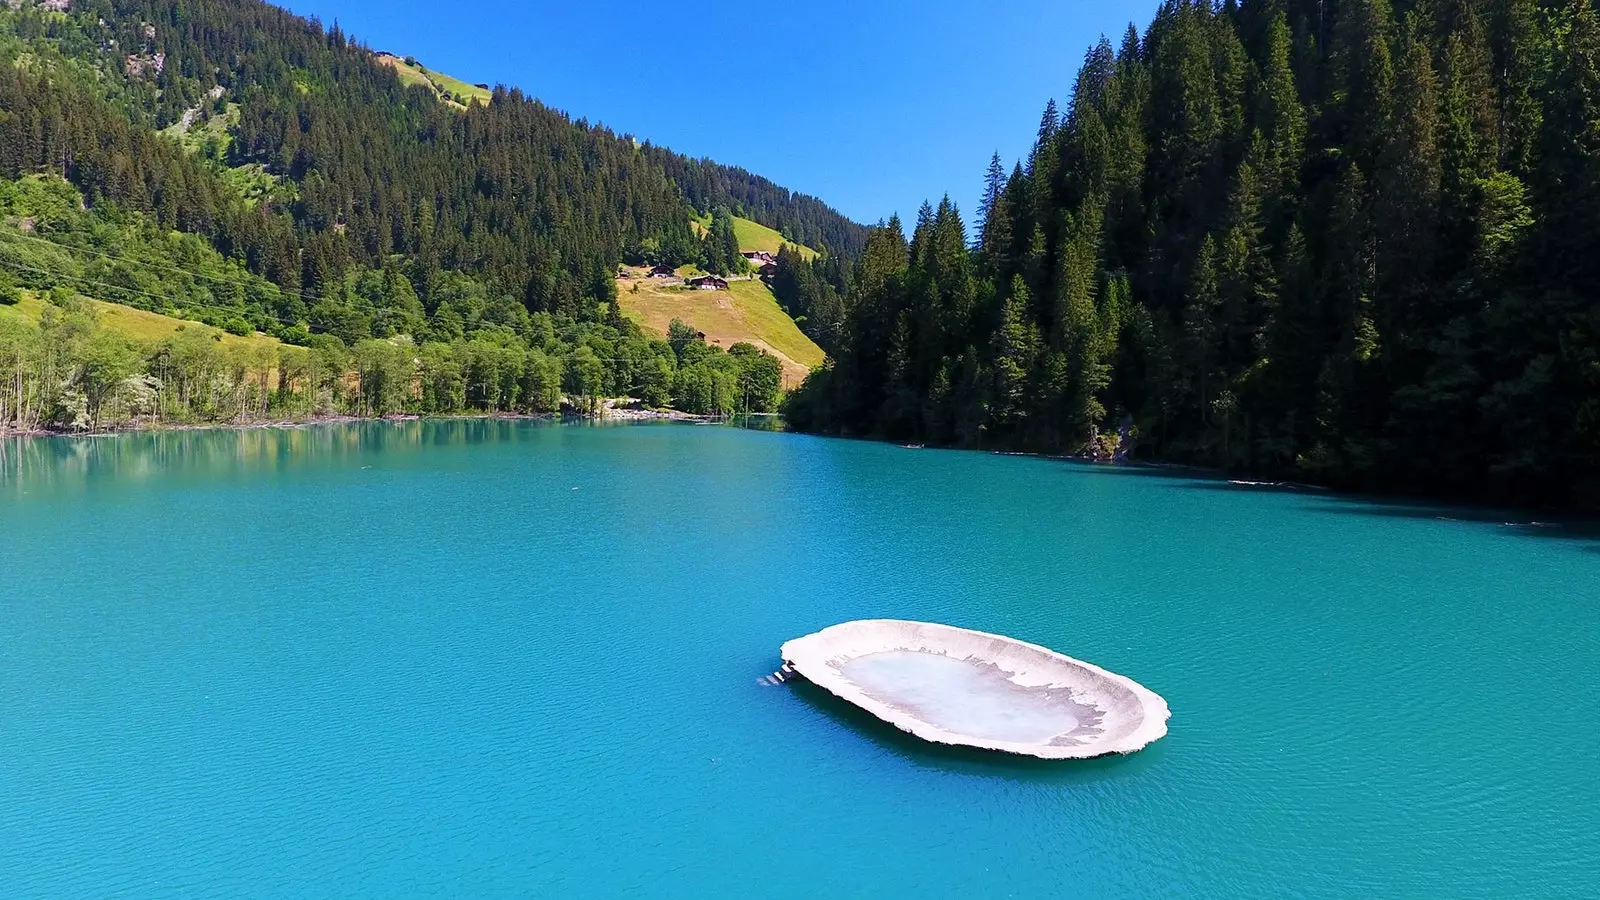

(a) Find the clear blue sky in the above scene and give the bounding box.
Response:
[282,0,1148,228]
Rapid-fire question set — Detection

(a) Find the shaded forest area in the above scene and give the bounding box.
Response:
[788,0,1600,510]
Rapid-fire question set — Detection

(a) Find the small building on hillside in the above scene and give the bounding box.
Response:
[687,275,729,291]
[757,262,778,279]
[742,250,777,265]
[648,264,676,278]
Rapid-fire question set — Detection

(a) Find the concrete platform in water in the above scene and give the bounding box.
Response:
[780,619,1169,759]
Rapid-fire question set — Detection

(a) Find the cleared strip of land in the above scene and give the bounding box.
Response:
[691,214,818,261]
[616,273,823,387]
[0,292,279,349]
[375,54,492,109]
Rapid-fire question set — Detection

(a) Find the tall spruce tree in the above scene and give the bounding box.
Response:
[776,0,1600,507]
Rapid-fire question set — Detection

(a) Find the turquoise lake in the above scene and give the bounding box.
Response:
[2,420,1598,897]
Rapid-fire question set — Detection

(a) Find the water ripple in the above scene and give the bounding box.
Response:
[0,423,1596,897]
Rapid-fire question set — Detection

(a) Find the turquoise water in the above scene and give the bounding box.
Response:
[2,421,1598,897]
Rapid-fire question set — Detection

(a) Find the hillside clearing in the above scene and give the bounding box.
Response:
[733,216,817,260]
[616,272,822,386]
[692,214,818,260]
[375,54,491,109]
[1,292,280,349]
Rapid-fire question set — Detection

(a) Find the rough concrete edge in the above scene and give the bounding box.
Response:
[781,619,1170,760]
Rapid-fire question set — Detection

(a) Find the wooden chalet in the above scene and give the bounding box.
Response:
[687,275,729,290]
[647,264,676,277]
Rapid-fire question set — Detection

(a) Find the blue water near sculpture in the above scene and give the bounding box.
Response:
[1,420,1596,897]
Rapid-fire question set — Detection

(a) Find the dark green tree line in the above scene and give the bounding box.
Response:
[0,0,862,336]
[790,0,1600,510]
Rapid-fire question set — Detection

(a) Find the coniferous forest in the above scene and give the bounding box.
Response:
[787,0,1600,510]
[3,0,1600,508]
[0,0,852,425]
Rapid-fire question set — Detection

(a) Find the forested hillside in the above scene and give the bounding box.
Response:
[644,150,869,259]
[0,0,864,310]
[0,0,850,428]
[788,0,1600,510]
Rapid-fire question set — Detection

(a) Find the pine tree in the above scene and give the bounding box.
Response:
[990,275,1039,430]
[1103,39,1150,274]
[1533,0,1600,294]
[1330,0,1398,172]
[1489,0,1545,176]
[1147,0,1226,286]
[1184,233,1222,436]
[1374,23,1442,362]
[1025,100,1063,240]
[1217,141,1273,376]
[977,152,1013,263]
[1036,98,1061,148]
[1257,222,1318,462]
[1256,10,1307,217]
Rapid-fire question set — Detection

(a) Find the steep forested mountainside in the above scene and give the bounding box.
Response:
[788,0,1600,510]
[0,0,852,428]
[0,0,862,324]
[643,149,869,260]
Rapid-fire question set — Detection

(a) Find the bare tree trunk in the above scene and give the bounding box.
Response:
[15,360,25,430]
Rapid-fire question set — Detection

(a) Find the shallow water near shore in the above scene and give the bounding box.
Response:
[2,420,1598,897]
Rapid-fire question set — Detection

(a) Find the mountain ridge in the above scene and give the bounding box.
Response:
[0,0,845,428]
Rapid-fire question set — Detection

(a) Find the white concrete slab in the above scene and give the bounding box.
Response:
[781,619,1169,759]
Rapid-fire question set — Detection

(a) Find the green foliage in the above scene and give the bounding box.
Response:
[769,244,848,353]
[789,0,1600,510]
[77,328,141,430]
[666,318,698,359]
[648,158,866,258]
[0,0,860,337]
[564,346,605,415]
[0,170,789,428]
[699,208,747,275]
[0,269,20,305]
[730,342,783,412]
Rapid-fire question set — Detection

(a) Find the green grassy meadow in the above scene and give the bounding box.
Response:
[1,292,281,350]
[616,274,823,386]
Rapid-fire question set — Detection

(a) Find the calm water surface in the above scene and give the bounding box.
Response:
[2,421,1597,897]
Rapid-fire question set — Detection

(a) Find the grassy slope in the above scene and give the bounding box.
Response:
[616,273,823,387]
[663,215,822,385]
[732,216,817,260]
[376,55,492,109]
[0,292,280,349]
[426,67,494,105]
[692,214,818,260]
